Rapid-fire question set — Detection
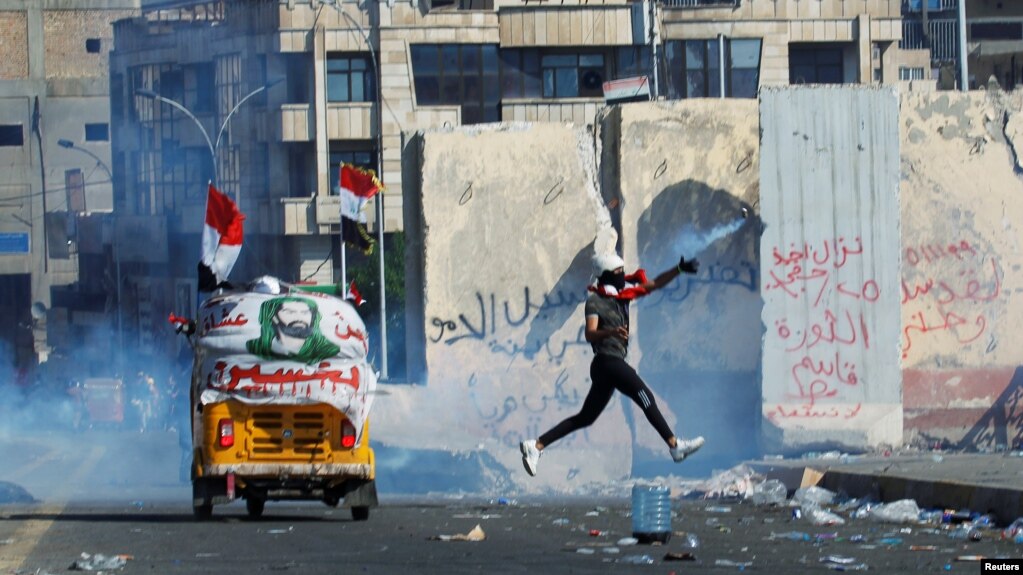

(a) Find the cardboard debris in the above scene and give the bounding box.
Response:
[431,524,486,542]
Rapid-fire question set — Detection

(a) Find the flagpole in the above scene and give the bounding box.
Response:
[340,238,347,293]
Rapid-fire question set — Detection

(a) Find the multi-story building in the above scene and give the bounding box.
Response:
[0,1,139,375]
[899,0,1023,90]
[107,0,902,376]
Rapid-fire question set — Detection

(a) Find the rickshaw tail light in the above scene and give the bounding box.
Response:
[341,420,356,448]
[218,418,235,447]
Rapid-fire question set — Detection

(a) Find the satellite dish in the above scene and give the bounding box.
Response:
[30,302,47,320]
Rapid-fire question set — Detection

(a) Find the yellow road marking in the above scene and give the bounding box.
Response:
[0,444,106,573]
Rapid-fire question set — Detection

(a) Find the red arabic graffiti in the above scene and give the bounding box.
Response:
[900,254,1001,359]
[207,361,361,398]
[767,236,878,420]
[767,403,863,421]
[776,310,870,352]
[904,240,976,267]
[772,236,864,269]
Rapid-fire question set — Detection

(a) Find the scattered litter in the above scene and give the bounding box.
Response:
[664,552,697,561]
[263,527,294,534]
[877,537,903,546]
[585,510,599,517]
[803,505,846,526]
[602,547,620,554]
[0,538,12,545]
[552,518,570,526]
[588,529,605,537]
[687,464,762,499]
[575,548,595,555]
[750,480,787,506]
[792,486,837,506]
[619,554,655,565]
[453,513,501,520]
[910,545,938,551]
[869,499,921,523]
[70,553,131,571]
[821,555,856,565]
[824,563,869,571]
[429,524,486,542]
[496,497,512,505]
[955,555,986,561]
[616,537,638,546]
[815,533,838,541]
[684,533,700,548]
[949,526,982,541]
[706,505,732,513]
[848,535,867,543]
[769,531,810,542]
[715,559,753,569]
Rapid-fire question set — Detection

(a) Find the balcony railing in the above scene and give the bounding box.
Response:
[902,0,957,13]
[901,18,959,62]
[661,0,738,7]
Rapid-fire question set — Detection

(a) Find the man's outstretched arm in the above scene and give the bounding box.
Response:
[640,256,699,293]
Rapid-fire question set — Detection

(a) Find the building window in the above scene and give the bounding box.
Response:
[410,44,500,124]
[284,53,310,104]
[674,40,720,98]
[789,44,844,85]
[185,63,215,114]
[971,22,1023,41]
[664,38,761,99]
[501,49,541,98]
[85,123,109,142]
[329,146,376,195]
[327,54,375,103]
[614,46,652,83]
[729,39,762,97]
[86,38,101,53]
[899,67,926,81]
[0,125,24,147]
[542,53,605,98]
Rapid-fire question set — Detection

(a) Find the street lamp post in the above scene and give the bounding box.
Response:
[135,78,282,212]
[57,138,121,361]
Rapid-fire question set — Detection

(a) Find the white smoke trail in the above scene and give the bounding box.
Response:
[671,217,746,258]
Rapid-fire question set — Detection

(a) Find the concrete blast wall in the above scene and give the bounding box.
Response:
[900,91,1023,449]
[392,89,1023,495]
[759,87,903,451]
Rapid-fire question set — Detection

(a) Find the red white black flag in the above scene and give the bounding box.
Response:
[339,163,382,254]
[198,183,244,292]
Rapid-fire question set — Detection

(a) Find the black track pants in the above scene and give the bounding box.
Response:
[538,354,674,447]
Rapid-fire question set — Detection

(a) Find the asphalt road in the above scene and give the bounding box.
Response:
[3,497,1023,574]
[3,430,1023,574]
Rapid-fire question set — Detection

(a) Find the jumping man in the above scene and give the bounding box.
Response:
[520,251,705,476]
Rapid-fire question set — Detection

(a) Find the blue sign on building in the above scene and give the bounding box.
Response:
[0,232,30,254]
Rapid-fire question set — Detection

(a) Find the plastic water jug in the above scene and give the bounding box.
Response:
[631,484,671,544]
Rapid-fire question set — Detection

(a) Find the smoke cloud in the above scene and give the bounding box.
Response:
[670,217,747,260]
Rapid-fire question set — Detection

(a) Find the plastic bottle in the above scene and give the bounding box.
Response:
[632,483,672,544]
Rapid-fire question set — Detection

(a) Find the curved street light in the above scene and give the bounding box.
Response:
[57,139,113,182]
[135,77,283,212]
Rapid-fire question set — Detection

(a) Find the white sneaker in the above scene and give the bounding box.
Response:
[670,436,705,463]
[520,439,541,476]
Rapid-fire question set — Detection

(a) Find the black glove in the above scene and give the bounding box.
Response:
[678,256,699,275]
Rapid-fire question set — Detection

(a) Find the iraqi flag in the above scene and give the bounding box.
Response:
[339,163,382,254]
[198,183,244,292]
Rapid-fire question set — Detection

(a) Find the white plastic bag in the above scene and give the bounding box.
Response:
[750,479,788,506]
[868,499,921,524]
[792,486,837,506]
